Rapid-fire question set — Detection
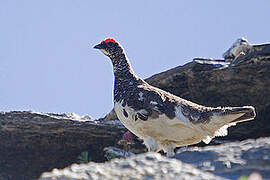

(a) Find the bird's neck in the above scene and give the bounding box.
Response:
[112,54,135,79]
[110,52,144,102]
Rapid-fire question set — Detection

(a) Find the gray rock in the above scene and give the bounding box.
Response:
[174,137,270,179]
[39,137,269,180]
[40,153,227,180]
[0,111,126,179]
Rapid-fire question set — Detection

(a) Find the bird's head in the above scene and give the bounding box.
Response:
[94,38,123,58]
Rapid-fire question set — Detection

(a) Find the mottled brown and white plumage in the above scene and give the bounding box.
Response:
[94,38,256,156]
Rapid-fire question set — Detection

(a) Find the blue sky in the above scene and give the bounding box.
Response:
[1,1,269,119]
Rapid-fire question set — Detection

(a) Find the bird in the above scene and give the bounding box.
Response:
[94,38,256,157]
[223,37,252,62]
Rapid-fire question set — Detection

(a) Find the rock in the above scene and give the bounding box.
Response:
[39,152,226,180]
[174,137,270,180]
[0,111,126,180]
[40,138,270,180]
[104,40,270,141]
[40,137,269,180]
[222,37,252,62]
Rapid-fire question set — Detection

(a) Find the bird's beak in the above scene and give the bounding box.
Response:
[93,44,102,49]
[94,43,110,56]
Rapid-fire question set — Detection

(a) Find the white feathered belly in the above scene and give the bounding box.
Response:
[114,102,206,146]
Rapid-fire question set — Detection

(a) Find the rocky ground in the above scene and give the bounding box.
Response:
[1,39,270,180]
[174,137,270,179]
[39,137,270,180]
[40,153,227,180]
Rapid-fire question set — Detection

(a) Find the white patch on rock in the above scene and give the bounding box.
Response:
[102,120,126,129]
[223,37,252,60]
[104,146,134,157]
[29,111,93,122]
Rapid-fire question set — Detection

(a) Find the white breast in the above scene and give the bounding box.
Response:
[114,101,208,147]
[114,102,145,139]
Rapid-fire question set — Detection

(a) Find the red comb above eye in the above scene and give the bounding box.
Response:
[103,38,116,44]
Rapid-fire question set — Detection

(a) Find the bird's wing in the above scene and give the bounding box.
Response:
[130,84,180,121]
[175,102,213,124]
[134,83,255,144]
[133,84,254,126]
[134,108,156,121]
[142,84,211,123]
[133,101,164,121]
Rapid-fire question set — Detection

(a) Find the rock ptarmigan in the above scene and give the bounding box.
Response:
[94,38,256,156]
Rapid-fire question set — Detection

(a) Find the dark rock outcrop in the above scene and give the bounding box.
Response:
[0,111,126,180]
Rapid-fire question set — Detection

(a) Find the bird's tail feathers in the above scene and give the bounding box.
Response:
[209,106,255,136]
[216,106,256,124]
[201,106,255,144]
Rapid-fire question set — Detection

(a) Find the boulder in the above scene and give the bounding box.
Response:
[0,111,126,179]
[40,152,226,180]
[174,137,270,179]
